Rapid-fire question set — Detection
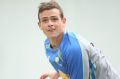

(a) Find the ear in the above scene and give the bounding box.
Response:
[38,22,42,30]
[62,17,66,24]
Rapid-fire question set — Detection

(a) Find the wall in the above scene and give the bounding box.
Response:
[0,0,120,79]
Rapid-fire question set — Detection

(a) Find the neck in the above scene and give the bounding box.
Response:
[49,33,63,49]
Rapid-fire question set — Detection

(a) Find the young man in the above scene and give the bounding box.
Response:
[38,1,120,79]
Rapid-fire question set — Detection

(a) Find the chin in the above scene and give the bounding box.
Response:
[48,34,60,38]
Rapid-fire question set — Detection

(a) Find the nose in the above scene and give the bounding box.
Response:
[48,20,53,27]
[47,20,55,30]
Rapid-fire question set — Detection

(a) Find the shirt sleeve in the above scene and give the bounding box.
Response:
[75,34,120,79]
[88,43,120,79]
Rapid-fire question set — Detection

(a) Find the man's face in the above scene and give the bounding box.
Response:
[38,8,66,38]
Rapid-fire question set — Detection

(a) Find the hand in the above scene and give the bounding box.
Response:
[40,71,59,79]
[51,0,54,1]
[40,72,49,79]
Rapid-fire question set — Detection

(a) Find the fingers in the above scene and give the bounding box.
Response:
[40,71,58,79]
[40,74,48,79]
[51,0,56,2]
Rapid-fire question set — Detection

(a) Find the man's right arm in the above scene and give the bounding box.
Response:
[40,71,59,79]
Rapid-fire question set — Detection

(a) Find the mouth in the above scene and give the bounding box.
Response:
[48,28,55,32]
[48,30,54,33]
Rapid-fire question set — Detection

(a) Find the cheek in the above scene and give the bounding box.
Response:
[59,23,65,30]
[56,22,62,27]
[38,23,43,30]
[40,24,46,30]
[41,27,47,32]
[39,26,42,30]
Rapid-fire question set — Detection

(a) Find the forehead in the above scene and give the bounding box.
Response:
[39,8,61,19]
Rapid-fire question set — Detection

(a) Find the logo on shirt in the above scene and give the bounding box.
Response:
[55,49,64,67]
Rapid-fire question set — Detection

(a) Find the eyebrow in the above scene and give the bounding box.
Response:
[51,16,58,18]
[41,17,48,20]
[41,16,58,19]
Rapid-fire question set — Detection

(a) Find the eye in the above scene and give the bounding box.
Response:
[51,17,59,22]
[41,19,48,23]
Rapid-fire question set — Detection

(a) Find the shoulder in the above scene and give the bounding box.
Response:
[64,32,83,54]
[44,38,50,48]
[74,33,90,49]
[44,38,49,44]
[66,31,90,46]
